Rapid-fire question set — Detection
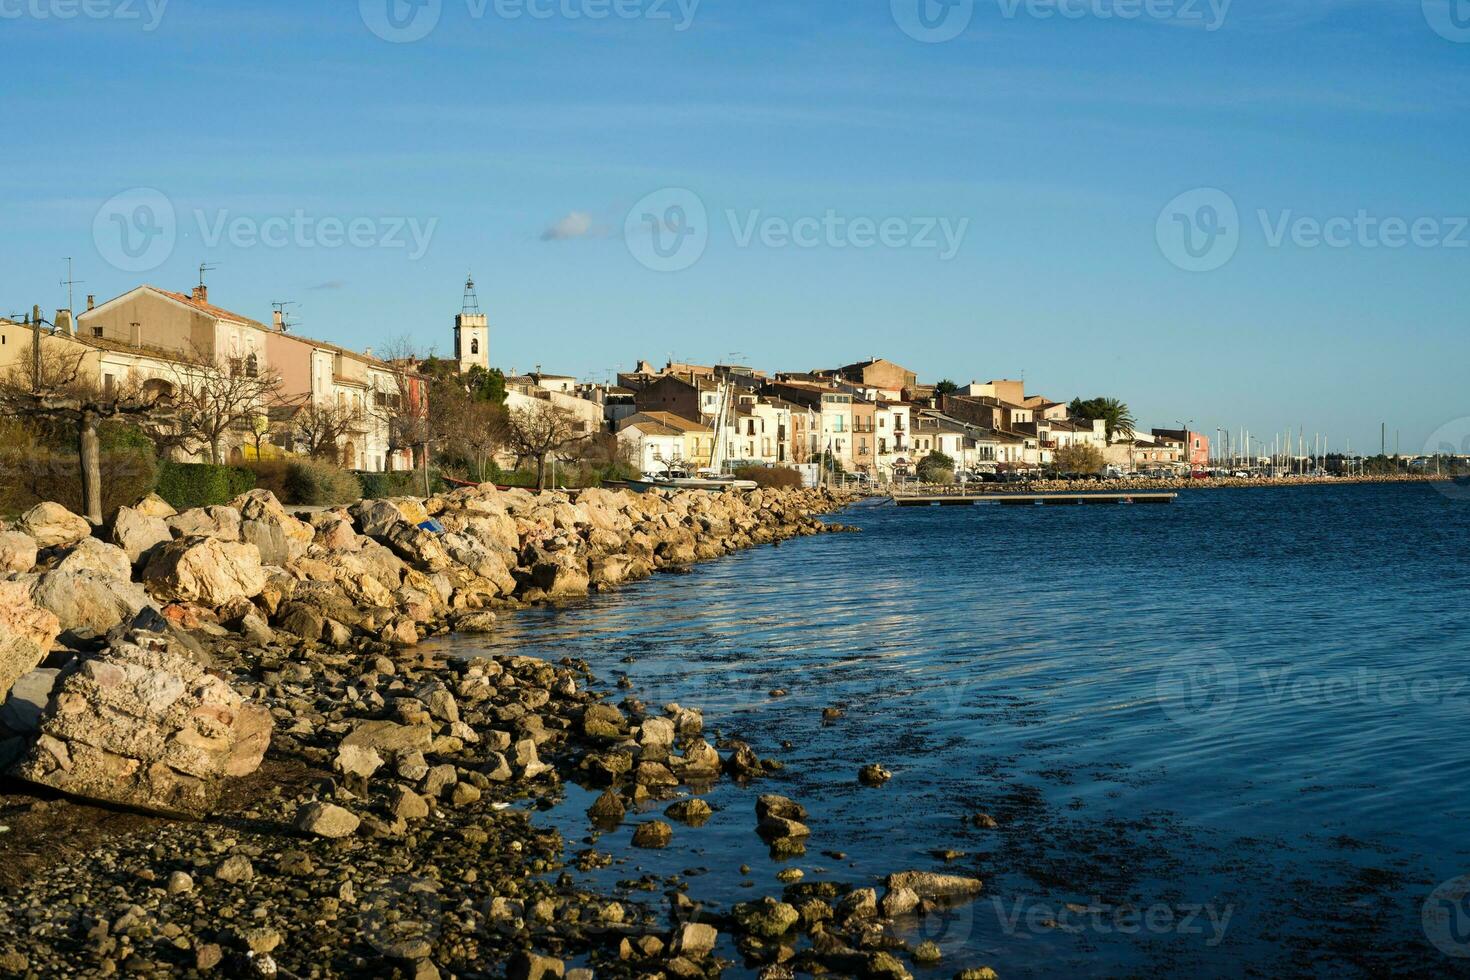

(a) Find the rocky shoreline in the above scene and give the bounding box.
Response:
[0,484,998,979]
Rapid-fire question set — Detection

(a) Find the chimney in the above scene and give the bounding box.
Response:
[364,346,373,358]
[192,285,208,304]
[86,294,95,311]
[129,321,142,347]
[54,309,74,336]
[272,310,285,331]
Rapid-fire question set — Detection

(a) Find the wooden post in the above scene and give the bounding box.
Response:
[31,305,41,391]
[79,408,102,526]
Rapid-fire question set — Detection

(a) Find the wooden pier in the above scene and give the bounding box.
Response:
[891,490,1178,507]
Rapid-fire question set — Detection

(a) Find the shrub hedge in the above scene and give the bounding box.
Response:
[244,459,362,507]
[0,450,158,520]
[155,460,256,511]
[733,465,804,489]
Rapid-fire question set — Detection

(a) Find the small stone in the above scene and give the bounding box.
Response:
[632,820,673,849]
[166,871,194,895]
[390,787,431,821]
[296,801,360,838]
[972,812,999,829]
[776,868,804,884]
[665,798,713,825]
[194,943,223,971]
[237,926,282,954]
[858,763,892,786]
[506,950,564,980]
[673,922,718,959]
[214,855,254,883]
[587,789,625,825]
[913,940,942,964]
[449,781,480,807]
[732,897,799,939]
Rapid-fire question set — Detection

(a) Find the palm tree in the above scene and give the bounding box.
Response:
[1096,398,1136,443]
[1071,396,1136,443]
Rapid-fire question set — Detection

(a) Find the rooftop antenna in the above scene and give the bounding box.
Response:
[199,262,219,288]
[462,273,481,314]
[271,301,299,332]
[60,257,84,313]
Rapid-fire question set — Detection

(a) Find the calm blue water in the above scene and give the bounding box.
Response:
[442,483,1470,977]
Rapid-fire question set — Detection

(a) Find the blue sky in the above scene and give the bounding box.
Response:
[3,0,1466,454]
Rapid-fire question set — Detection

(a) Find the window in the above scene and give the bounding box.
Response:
[103,373,115,397]
[245,353,258,378]
[93,326,103,338]
[471,338,479,355]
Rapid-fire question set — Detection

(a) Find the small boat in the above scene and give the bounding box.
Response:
[614,474,759,493]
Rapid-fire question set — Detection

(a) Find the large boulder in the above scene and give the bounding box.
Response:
[167,506,242,542]
[0,530,38,574]
[143,538,267,607]
[0,667,61,733]
[13,632,273,817]
[110,506,173,565]
[232,490,313,564]
[354,497,431,538]
[0,581,61,700]
[55,538,133,581]
[30,570,155,636]
[132,493,178,519]
[19,502,92,548]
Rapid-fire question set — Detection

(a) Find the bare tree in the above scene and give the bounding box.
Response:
[435,388,506,483]
[0,312,171,524]
[373,338,433,484]
[506,400,582,490]
[291,401,367,461]
[168,348,283,464]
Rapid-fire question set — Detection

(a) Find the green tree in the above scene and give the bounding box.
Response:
[1053,443,1105,474]
[934,379,960,396]
[916,450,955,484]
[465,365,508,404]
[1070,397,1136,443]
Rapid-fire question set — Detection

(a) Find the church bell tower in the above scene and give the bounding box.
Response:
[454,275,489,373]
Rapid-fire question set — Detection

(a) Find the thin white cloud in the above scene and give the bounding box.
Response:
[541,211,598,241]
